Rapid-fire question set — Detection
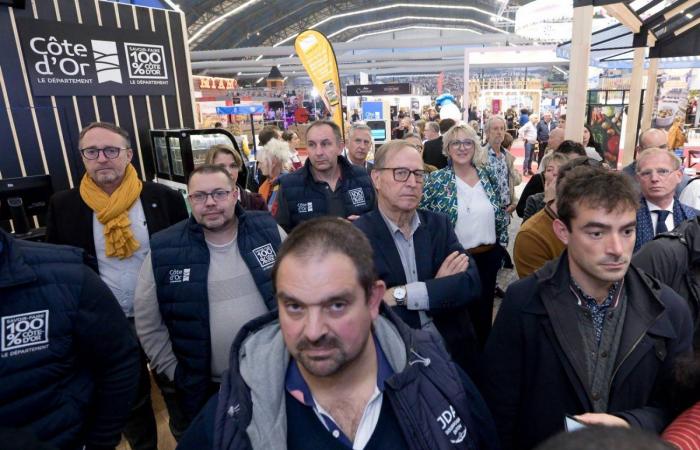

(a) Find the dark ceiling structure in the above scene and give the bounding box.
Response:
[179,0,527,51]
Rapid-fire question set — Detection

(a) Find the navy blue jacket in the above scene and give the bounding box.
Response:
[354,208,482,373]
[274,156,375,231]
[149,205,282,420]
[0,230,139,449]
[178,305,501,450]
[482,253,693,450]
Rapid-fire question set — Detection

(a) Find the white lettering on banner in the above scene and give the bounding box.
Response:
[252,244,276,270]
[1,310,50,356]
[436,405,467,444]
[124,43,168,80]
[30,36,91,77]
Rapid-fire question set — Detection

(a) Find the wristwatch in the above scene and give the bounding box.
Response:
[393,286,407,306]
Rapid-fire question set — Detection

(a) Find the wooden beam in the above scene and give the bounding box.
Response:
[640,57,659,131]
[675,17,700,36]
[622,48,645,166]
[664,0,699,20]
[565,5,594,144]
[604,3,642,33]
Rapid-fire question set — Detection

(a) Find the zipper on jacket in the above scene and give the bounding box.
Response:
[608,311,664,392]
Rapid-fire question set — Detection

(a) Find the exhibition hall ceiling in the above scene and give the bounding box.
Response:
[179,0,529,51]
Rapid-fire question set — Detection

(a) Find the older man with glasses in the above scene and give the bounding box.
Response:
[633,147,697,252]
[46,122,188,449]
[353,139,482,375]
[133,164,286,434]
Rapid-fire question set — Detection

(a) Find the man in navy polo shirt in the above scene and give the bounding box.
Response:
[178,217,499,450]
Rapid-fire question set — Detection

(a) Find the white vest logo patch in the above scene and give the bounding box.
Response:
[437,405,467,444]
[252,243,276,270]
[297,202,313,213]
[348,188,366,207]
[169,268,191,283]
[1,310,50,357]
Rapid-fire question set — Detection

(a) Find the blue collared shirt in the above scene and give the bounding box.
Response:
[285,334,394,449]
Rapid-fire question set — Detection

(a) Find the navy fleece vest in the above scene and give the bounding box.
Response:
[0,234,95,448]
[279,157,375,226]
[150,207,282,418]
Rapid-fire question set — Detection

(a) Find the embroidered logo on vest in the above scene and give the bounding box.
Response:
[1,310,50,357]
[297,202,313,213]
[436,405,467,444]
[169,268,191,283]
[252,243,276,270]
[348,187,366,207]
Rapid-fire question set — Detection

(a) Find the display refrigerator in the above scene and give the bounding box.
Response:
[149,128,249,192]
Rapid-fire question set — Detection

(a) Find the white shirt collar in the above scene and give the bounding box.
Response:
[646,199,674,212]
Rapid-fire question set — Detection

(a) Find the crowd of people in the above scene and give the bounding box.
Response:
[1,105,699,450]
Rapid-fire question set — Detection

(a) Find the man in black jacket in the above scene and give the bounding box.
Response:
[46,122,188,448]
[633,216,700,336]
[0,227,139,449]
[422,118,455,169]
[273,120,375,231]
[483,166,693,450]
[177,217,498,450]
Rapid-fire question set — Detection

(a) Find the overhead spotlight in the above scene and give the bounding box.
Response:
[255,77,264,84]
[237,72,242,76]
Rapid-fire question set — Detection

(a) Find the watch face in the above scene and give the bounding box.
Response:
[394,286,406,300]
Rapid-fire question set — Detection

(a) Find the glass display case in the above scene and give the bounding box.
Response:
[149,128,247,191]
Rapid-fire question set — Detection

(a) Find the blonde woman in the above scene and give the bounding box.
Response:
[421,123,507,349]
[205,144,266,211]
[257,138,291,209]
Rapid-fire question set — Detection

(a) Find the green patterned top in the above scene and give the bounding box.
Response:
[421,164,509,245]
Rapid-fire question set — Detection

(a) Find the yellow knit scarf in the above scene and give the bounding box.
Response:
[80,164,143,259]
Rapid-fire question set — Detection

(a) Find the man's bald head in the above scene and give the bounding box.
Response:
[548,128,566,152]
[639,128,668,150]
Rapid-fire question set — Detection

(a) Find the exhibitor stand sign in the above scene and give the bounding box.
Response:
[17,18,176,96]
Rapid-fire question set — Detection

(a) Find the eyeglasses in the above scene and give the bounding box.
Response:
[376,167,425,182]
[188,189,232,204]
[410,143,424,151]
[449,140,475,149]
[637,168,674,179]
[80,146,129,160]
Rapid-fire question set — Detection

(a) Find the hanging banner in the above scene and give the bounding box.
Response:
[653,69,692,130]
[294,30,344,135]
[16,18,176,97]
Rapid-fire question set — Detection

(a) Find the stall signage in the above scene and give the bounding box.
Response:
[17,18,176,96]
[346,83,410,96]
[196,76,238,91]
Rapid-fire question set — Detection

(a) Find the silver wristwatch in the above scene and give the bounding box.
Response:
[393,285,407,306]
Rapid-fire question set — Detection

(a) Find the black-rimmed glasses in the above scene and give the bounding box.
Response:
[376,167,425,182]
[188,190,232,204]
[80,146,128,160]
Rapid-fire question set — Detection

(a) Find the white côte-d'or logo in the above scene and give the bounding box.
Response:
[436,405,467,444]
[297,202,313,214]
[2,310,50,357]
[348,188,366,207]
[253,244,276,270]
[169,268,191,284]
[91,40,122,84]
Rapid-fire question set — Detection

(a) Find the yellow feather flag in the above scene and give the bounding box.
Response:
[294,30,344,136]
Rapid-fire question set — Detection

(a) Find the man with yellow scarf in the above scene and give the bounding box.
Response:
[46,122,188,449]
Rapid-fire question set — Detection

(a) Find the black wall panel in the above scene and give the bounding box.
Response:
[0,0,195,192]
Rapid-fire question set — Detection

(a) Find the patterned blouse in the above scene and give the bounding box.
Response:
[421,164,509,245]
[487,146,511,206]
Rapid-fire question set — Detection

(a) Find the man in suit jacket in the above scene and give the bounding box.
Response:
[633,147,697,252]
[422,118,455,169]
[46,122,188,448]
[354,140,481,375]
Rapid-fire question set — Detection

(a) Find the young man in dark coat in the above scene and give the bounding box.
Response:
[483,166,693,450]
